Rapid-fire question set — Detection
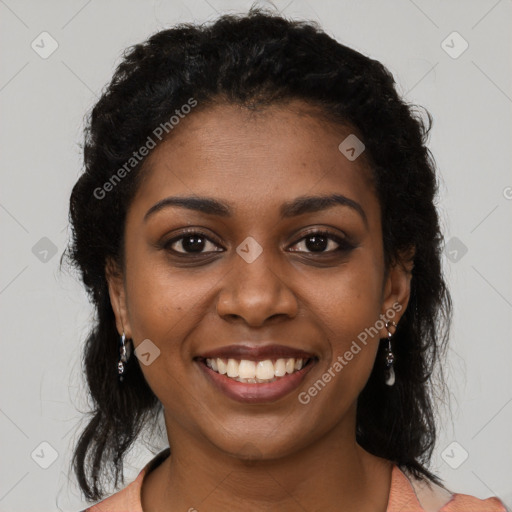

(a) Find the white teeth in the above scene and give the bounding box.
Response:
[256,360,274,380]
[238,360,256,379]
[217,358,227,374]
[204,357,310,383]
[274,358,286,377]
[226,358,239,378]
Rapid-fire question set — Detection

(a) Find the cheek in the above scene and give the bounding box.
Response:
[316,256,383,343]
[307,255,383,390]
[124,254,223,362]
[122,262,206,412]
[128,273,193,334]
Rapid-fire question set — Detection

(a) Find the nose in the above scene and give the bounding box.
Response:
[216,246,299,327]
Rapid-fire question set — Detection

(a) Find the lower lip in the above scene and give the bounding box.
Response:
[196,359,317,404]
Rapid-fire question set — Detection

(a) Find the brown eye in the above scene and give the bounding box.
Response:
[165,232,223,255]
[288,230,354,254]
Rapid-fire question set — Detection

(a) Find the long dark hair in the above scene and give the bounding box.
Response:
[64,7,452,501]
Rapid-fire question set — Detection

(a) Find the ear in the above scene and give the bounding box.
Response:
[378,245,415,338]
[105,256,132,339]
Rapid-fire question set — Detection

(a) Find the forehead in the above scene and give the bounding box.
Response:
[131,101,378,221]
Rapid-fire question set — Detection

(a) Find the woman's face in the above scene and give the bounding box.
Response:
[107,101,412,459]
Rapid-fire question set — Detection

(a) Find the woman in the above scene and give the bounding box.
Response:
[66,8,508,512]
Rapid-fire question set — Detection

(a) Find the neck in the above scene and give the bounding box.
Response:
[141,409,393,512]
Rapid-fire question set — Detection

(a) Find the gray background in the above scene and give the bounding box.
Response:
[0,0,511,510]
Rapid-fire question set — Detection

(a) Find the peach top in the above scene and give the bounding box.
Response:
[84,448,507,512]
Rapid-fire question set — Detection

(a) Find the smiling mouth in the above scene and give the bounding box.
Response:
[197,357,316,384]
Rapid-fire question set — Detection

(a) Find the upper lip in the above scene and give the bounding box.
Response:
[196,344,317,361]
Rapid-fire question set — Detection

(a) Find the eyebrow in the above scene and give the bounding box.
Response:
[144,193,368,227]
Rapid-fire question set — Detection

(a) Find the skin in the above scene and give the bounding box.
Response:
[107,100,414,512]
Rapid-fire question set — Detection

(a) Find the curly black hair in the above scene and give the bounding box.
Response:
[63,7,452,501]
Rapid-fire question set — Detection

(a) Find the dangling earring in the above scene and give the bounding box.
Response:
[384,321,397,386]
[117,332,130,382]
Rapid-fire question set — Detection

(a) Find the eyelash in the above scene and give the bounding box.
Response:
[162,228,354,257]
